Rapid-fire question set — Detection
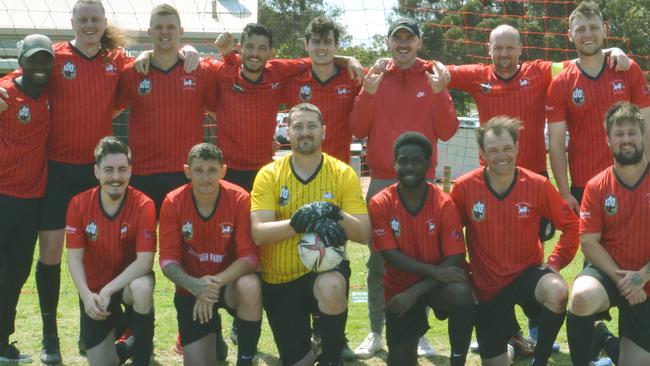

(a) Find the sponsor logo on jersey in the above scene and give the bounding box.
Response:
[323,191,333,199]
[515,202,532,218]
[231,83,245,93]
[480,82,492,94]
[143,229,154,240]
[604,194,617,216]
[65,225,77,234]
[426,219,436,234]
[372,228,386,237]
[519,78,530,88]
[416,91,426,98]
[299,84,312,102]
[120,223,129,238]
[17,105,31,124]
[63,61,77,79]
[181,220,193,240]
[278,186,290,206]
[572,87,585,105]
[181,76,197,91]
[451,229,463,242]
[472,200,486,221]
[138,78,152,95]
[336,86,350,96]
[220,223,234,237]
[105,63,118,74]
[85,221,98,241]
[579,210,591,219]
[390,217,400,238]
[611,80,625,94]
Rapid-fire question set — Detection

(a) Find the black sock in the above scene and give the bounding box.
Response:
[603,334,620,363]
[235,317,261,366]
[36,261,61,336]
[131,311,154,366]
[532,308,565,366]
[448,303,474,366]
[566,312,596,366]
[318,310,347,364]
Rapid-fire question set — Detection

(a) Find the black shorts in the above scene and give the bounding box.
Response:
[80,290,129,350]
[578,265,650,352]
[475,266,553,359]
[174,287,235,347]
[261,260,351,366]
[129,172,188,217]
[39,161,96,230]
[385,294,448,348]
[223,168,258,193]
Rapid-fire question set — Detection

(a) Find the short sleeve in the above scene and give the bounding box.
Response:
[369,194,398,252]
[339,165,368,215]
[158,195,182,263]
[135,197,157,253]
[439,197,466,257]
[251,164,278,212]
[65,196,86,249]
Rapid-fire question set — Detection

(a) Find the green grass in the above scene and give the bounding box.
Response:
[12,236,617,365]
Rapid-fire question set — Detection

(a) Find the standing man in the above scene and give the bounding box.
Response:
[451,116,579,366]
[369,132,474,366]
[567,103,650,366]
[251,103,370,366]
[547,1,650,213]
[283,16,362,163]
[158,143,262,366]
[0,34,53,363]
[115,3,217,215]
[66,136,156,366]
[349,17,458,358]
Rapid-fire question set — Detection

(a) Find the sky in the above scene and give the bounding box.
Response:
[326,0,397,46]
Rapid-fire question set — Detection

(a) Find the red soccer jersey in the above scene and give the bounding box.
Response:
[449,60,567,174]
[370,183,466,301]
[451,167,579,301]
[212,57,310,170]
[65,186,157,293]
[283,68,362,163]
[47,42,128,164]
[580,166,650,296]
[546,59,650,187]
[0,78,49,198]
[159,181,259,296]
[116,59,217,175]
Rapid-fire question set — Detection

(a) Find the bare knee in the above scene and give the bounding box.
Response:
[569,288,601,316]
[128,275,154,313]
[314,272,347,315]
[569,277,608,316]
[233,274,262,319]
[537,274,568,313]
[442,282,474,305]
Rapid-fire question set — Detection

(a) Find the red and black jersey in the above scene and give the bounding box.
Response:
[159,181,259,296]
[65,186,157,292]
[0,78,49,198]
[47,42,128,164]
[370,183,466,301]
[283,68,361,163]
[448,60,567,174]
[212,57,310,170]
[116,59,217,175]
[546,59,650,187]
[580,165,650,296]
[451,167,579,301]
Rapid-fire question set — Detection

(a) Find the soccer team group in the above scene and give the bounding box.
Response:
[1,0,649,365]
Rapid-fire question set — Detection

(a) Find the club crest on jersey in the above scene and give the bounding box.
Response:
[138,78,152,95]
[604,194,618,216]
[611,80,625,94]
[181,220,193,240]
[480,82,492,94]
[85,221,98,241]
[271,82,281,90]
[181,76,197,91]
[231,83,245,93]
[390,217,401,238]
[63,61,77,79]
[120,223,130,238]
[451,229,463,242]
[515,202,532,218]
[220,223,234,237]
[278,186,290,206]
[105,63,117,74]
[472,200,486,221]
[519,78,530,88]
[17,105,31,124]
[425,219,436,234]
[572,87,585,105]
[323,191,334,199]
[299,84,312,102]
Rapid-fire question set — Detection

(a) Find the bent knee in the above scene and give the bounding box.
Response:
[442,282,474,305]
[314,272,347,313]
[539,275,569,311]
[569,288,601,316]
[129,275,155,295]
[235,274,262,302]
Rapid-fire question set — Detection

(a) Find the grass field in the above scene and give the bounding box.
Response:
[12,236,617,365]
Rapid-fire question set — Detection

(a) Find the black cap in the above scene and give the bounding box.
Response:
[17,34,54,59]
[387,18,420,38]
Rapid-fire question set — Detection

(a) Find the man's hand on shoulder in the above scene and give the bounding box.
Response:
[215,32,234,57]
[0,87,8,114]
